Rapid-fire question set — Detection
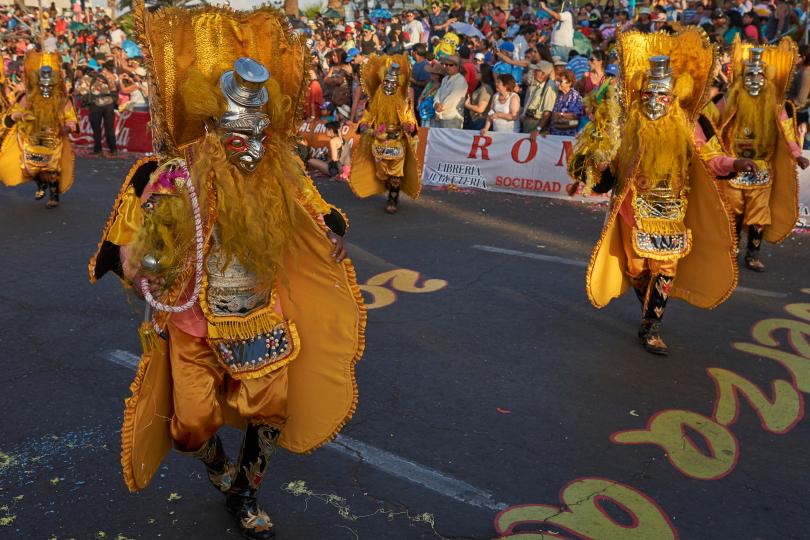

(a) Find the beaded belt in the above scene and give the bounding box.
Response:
[210,321,295,378]
[729,169,770,189]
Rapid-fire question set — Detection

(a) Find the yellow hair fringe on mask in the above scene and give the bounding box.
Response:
[125,185,196,288]
[26,88,64,137]
[619,96,693,200]
[365,90,410,129]
[723,76,778,160]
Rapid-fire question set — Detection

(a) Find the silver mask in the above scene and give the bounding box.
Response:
[39,66,54,98]
[641,56,673,121]
[218,58,271,173]
[383,63,400,96]
[743,48,766,97]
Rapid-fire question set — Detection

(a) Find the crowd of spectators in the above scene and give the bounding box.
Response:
[300,0,810,141]
[3,0,810,157]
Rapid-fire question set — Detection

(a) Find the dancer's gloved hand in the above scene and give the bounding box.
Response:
[797,156,810,170]
[326,230,347,263]
[732,158,758,173]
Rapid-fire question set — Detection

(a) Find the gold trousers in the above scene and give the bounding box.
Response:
[167,322,289,452]
[618,217,679,278]
[720,183,771,227]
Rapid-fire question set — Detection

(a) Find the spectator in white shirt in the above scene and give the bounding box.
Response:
[109,22,126,48]
[403,10,423,49]
[433,55,468,129]
[539,0,574,61]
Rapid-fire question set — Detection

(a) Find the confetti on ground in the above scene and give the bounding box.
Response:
[0,514,15,526]
[12,495,22,501]
[0,452,15,471]
[167,493,182,502]
[283,480,446,538]
[50,477,61,485]
[95,532,107,539]
[496,407,512,414]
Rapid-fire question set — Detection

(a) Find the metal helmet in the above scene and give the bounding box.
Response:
[641,55,673,120]
[383,62,401,95]
[217,57,271,173]
[743,48,766,97]
[39,65,55,98]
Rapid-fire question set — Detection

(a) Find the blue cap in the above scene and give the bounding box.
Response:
[605,63,619,76]
[346,47,360,61]
[499,41,515,53]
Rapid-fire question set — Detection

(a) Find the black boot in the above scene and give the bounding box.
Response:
[34,177,46,200]
[226,423,281,539]
[629,272,651,308]
[178,435,236,494]
[46,181,59,209]
[385,177,401,214]
[744,225,765,272]
[638,274,672,356]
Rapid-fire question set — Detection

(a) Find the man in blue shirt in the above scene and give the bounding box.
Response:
[410,44,431,108]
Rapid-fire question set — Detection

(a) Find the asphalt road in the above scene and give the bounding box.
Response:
[0,153,808,540]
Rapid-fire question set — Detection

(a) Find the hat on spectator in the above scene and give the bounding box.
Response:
[605,63,619,76]
[425,62,447,75]
[443,55,461,67]
[552,56,566,67]
[345,26,354,34]
[653,13,667,23]
[474,52,485,63]
[499,41,515,53]
[711,8,726,19]
[529,60,553,75]
[336,23,345,32]
[346,47,360,62]
[135,67,147,76]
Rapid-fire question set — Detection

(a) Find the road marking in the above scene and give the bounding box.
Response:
[472,244,588,268]
[472,244,788,298]
[102,349,508,512]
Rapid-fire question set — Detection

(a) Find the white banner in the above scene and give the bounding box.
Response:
[421,128,607,202]
[798,150,810,230]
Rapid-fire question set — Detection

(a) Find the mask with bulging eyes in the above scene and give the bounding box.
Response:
[383,78,397,95]
[220,125,268,173]
[744,70,765,96]
[39,66,54,98]
[216,58,272,173]
[641,85,672,121]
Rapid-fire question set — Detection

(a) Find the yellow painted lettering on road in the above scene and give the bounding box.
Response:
[709,368,803,434]
[611,410,738,480]
[360,269,448,310]
[494,478,676,540]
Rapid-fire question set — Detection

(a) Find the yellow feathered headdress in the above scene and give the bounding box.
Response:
[360,53,411,100]
[618,27,716,120]
[132,0,307,157]
[730,35,796,104]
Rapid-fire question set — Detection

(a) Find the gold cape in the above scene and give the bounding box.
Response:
[89,159,366,492]
[586,152,738,310]
[0,124,75,193]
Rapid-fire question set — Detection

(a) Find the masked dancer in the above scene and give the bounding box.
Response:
[88,4,366,538]
[585,29,754,356]
[717,38,809,272]
[350,54,421,213]
[0,52,76,208]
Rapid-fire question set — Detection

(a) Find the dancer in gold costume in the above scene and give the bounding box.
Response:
[584,29,756,356]
[349,54,421,213]
[0,52,76,208]
[717,38,809,272]
[89,4,365,538]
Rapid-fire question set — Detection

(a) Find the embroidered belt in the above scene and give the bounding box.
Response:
[209,321,296,379]
[632,228,692,260]
[729,169,771,189]
[372,140,404,160]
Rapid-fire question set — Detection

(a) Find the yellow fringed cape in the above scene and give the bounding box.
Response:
[89,158,366,492]
[586,150,738,309]
[348,53,422,200]
[0,99,76,193]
